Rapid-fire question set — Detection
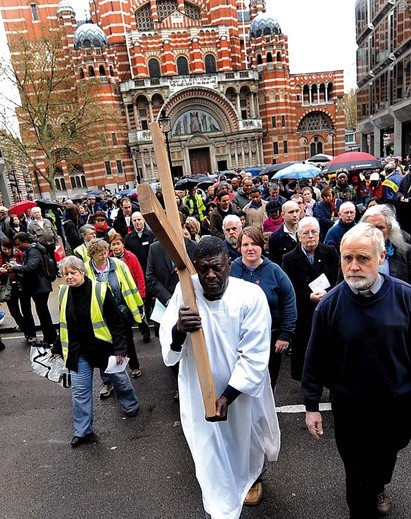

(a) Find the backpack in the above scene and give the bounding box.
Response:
[42,253,57,282]
[32,243,57,282]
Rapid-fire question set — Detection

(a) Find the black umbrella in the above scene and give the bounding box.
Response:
[174,177,199,190]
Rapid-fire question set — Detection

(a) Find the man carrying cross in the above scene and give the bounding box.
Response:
[159,237,280,519]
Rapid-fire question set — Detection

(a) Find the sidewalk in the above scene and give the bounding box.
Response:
[0,278,61,334]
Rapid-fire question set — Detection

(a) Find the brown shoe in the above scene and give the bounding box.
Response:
[377,490,391,516]
[244,481,263,506]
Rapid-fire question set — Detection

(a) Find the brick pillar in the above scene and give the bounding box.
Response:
[162,39,176,75]
[190,38,204,74]
[218,36,231,71]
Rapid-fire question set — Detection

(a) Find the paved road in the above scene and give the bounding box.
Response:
[0,330,410,519]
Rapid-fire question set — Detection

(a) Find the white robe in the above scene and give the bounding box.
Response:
[160,276,280,519]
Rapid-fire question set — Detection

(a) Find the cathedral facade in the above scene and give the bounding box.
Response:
[0,0,345,197]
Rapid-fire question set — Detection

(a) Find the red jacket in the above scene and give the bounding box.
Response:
[110,249,146,299]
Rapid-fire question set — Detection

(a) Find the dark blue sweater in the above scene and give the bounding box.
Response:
[302,275,411,411]
[230,256,296,341]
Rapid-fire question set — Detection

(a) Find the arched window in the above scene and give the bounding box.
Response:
[327,82,334,99]
[267,52,273,63]
[99,65,106,76]
[70,176,78,189]
[204,54,216,74]
[80,175,87,188]
[148,58,161,78]
[257,54,263,65]
[79,68,85,79]
[109,65,114,76]
[276,51,281,62]
[88,65,95,77]
[177,56,189,76]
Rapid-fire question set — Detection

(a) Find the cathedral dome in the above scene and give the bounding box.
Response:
[57,0,75,15]
[249,13,282,39]
[73,22,108,50]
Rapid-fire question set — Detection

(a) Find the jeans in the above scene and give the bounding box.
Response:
[71,356,139,437]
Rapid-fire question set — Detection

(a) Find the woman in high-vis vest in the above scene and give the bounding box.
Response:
[51,255,139,448]
[84,238,145,399]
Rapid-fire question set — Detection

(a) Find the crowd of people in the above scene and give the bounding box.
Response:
[1,157,411,518]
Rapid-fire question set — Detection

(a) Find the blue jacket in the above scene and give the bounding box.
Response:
[382,172,403,202]
[230,256,296,341]
[324,220,356,251]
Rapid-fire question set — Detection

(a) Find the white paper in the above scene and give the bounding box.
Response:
[308,273,331,292]
[104,355,129,374]
[150,298,167,324]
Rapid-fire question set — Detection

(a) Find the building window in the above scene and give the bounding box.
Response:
[111,133,117,146]
[267,52,273,63]
[30,3,39,21]
[105,161,112,176]
[281,115,286,127]
[148,58,161,78]
[204,54,216,74]
[177,56,189,76]
[184,1,201,20]
[55,177,66,191]
[100,133,107,146]
[257,54,263,65]
[116,160,124,175]
[273,142,279,155]
[79,68,85,79]
[271,116,276,128]
[135,3,153,31]
[157,0,178,22]
[88,66,95,77]
[283,141,288,154]
[99,65,106,76]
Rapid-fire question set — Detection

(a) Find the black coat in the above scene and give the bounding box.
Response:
[63,220,82,251]
[282,242,340,380]
[268,224,298,265]
[146,238,196,306]
[12,244,52,296]
[389,244,411,283]
[124,227,155,273]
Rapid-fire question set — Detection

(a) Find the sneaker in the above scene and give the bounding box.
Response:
[99,384,113,398]
[27,337,37,345]
[377,490,391,516]
[131,369,142,378]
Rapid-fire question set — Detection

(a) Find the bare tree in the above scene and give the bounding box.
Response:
[344,88,357,130]
[0,25,117,199]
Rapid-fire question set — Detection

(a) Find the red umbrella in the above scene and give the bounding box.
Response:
[8,200,37,216]
[323,151,381,174]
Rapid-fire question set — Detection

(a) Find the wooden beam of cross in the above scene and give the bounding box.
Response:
[138,122,217,420]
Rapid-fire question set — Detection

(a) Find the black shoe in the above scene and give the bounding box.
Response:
[0,341,5,351]
[143,333,151,343]
[70,432,97,448]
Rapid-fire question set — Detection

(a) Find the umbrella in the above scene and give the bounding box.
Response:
[35,198,61,207]
[174,177,199,190]
[273,163,321,180]
[244,167,262,177]
[307,153,333,163]
[8,200,37,216]
[323,151,381,174]
[260,162,299,177]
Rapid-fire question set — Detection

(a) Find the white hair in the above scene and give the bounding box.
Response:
[223,214,242,230]
[361,204,405,252]
[340,222,385,256]
[339,202,356,213]
[297,216,320,233]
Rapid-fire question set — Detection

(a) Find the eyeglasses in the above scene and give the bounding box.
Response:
[300,230,319,237]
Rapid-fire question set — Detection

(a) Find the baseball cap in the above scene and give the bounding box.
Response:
[370,173,380,181]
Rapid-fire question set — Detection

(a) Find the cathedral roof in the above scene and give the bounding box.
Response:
[249,12,282,39]
[57,0,75,15]
[73,22,108,50]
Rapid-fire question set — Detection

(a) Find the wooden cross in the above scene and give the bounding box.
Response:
[138,122,217,420]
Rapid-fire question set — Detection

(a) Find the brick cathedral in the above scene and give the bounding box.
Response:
[1,0,345,197]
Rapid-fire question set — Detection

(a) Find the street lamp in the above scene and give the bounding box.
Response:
[158,109,174,180]
[329,126,336,156]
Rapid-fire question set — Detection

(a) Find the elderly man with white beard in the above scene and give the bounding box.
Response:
[222,214,242,261]
[302,223,411,519]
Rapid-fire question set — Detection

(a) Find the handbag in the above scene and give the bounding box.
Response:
[0,277,12,302]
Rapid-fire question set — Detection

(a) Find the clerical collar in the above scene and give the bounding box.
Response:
[349,274,384,296]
